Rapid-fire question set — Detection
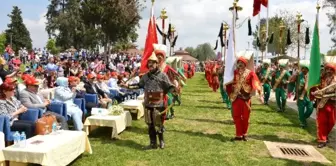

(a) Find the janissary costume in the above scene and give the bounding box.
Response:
[211,62,220,92]
[290,60,313,128]
[258,59,272,105]
[154,44,179,119]
[272,59,291,112]
[218,64,231,109]
[226,55,261,141]
[128,52,175,149]
[310,57,336,148]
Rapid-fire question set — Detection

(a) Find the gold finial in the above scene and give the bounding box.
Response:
[279,20,285,29]
[160,8,168,20]
[151,0,155,4]
[229,0,243,11]
[171,25,176,32]
[316,3,320,11]
[296,12,304,24]
[223,23,229,30]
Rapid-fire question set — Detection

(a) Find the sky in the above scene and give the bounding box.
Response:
[0,0,333,57]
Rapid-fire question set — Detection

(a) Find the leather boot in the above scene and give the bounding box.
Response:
[158,133,165,149]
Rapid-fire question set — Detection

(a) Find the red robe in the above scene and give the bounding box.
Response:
[310,75,336,143]
[211,64,219,92]
[226,69,261,137]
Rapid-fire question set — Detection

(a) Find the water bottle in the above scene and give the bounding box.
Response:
[52,122,57,133]
[13,131,20,147]
[20,132,26,148]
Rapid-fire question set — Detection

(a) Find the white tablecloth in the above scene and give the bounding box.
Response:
[119,100,144,119]
[3,130,92,166]
[137,94,144,101]
[84,111,132,138]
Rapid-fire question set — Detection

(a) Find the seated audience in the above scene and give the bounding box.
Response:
[0,82,35,138]
[84,74,112,108]
[54,77,83,131]
[19,76,68,129]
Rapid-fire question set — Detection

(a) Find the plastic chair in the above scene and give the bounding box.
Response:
[74,98,87,116]
[109,89,119,98]
[84,94,98,105]
[19,108,39,122]
[48,102,68,120]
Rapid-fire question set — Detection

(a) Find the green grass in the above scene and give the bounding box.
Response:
[71,73,336,166]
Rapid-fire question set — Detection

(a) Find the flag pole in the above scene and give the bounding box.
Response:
[295,12,304,104]
[257,13,261,66]
[266,0,269,58]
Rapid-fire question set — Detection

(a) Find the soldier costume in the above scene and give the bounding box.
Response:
[290,60,313,128]
[258,59,272,105]
[272,59,291,112]
[310,57,336,148]
[219,64,231,109]
[127,52,175,149]
[226,54,261,141]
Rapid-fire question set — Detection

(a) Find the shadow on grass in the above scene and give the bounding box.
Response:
[254,121,299,128]
[195,105,226,110]
[197,99,224,104]
[169,129,232,142]
[249,134,314,144]
[181,118,234,125]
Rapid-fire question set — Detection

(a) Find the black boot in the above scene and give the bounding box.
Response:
[145,125,158,150]
[317,142,327,148]
[158,133,165,149]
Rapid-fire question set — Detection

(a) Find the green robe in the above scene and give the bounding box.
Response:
[296,73,313,127]
[273,70,291,111]
[259,67,272,104]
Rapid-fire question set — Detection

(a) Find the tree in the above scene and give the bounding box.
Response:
[324,0,336,47]
[0,33,6,54]
[192,43,216,61]
[46,39,60,55]
[184,47,195,57]
[252,9,309,55]
[5,6,32,53]
[326,49,336,56]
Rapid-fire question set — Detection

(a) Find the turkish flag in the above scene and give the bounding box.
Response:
[261,0,268,7]
[253,0,261,16]
[139,5,158,74]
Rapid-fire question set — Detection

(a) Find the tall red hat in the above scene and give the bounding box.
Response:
[237,57,248,66]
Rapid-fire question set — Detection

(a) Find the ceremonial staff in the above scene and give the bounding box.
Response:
[169,25,177,56]
[278,21,285,60]
[295,12,304,104]
[222,22,229,63]
[160,9,168,44]
[229,0,243,52]
[260,26,267,61]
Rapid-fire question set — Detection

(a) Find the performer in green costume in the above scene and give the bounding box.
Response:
[272,59,291,112]
[219,65,231,109]
[258,59,272,105]
[290,60,313,128]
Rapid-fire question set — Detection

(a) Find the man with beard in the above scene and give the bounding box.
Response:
[290,60,313,128]
[311,58,336,148]
[123,52,175,150]
[226,55,261,141]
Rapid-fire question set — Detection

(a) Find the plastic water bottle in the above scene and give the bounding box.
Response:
[20,132,26,148]
[52,122,57,133]
[13,131,20,147]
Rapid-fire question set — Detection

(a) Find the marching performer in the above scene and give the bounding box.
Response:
[125,52,175,149]
[290,60,313,128]
[272,59,291,112]
[211,61,220,92]
[258,59,272,105]
[226,55,261,141]
[311,58,336,148]
[219,63,231,109]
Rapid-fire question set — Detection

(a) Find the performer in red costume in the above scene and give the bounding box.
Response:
[211,61,220,92]
[310,59,336,148]
[226,56,261,141]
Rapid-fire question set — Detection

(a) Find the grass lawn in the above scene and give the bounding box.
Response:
[71,73,336,166]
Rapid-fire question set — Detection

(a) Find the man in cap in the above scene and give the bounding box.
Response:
[19,76,68,129]
[290,60,313,128]
[272,59,291,112]
[258,59,272,105]
[124,52,175,149]
[226,56,261,141]
[311,60,336,148]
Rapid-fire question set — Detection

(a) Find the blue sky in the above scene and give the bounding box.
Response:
[0,0,333,57]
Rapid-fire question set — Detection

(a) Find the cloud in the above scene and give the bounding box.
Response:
[135,0,333,56]
[23,12,48,49]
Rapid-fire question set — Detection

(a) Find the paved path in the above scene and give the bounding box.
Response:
[268,93,336,129]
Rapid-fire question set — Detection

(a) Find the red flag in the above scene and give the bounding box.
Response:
[261,0,268,7]
[253,0,261,16]
[140,5,158,74]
